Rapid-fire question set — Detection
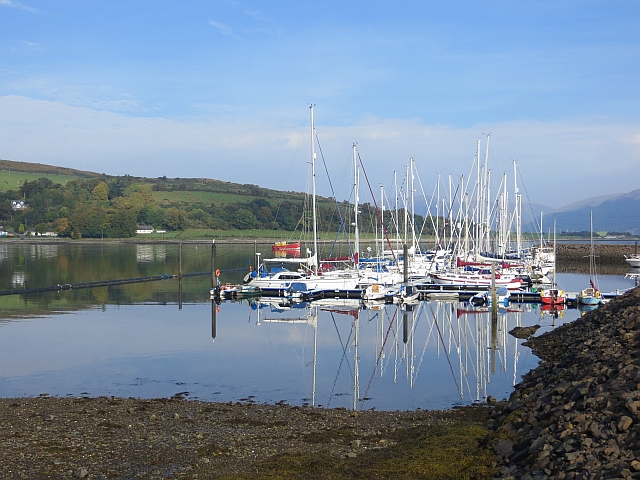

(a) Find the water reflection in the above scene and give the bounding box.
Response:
[199,297,558,410]
[11,272,25,287]
[0,242,637,411]
[28,244,59,260]
[136,244,167,263]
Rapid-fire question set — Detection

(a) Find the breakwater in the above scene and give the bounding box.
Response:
[490,286,640,478]
[557,243,637,273]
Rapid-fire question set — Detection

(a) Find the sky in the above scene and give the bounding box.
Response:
[1,0,639,210]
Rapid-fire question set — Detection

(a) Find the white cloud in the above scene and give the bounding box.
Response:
[209,20,234,36]
[0,95,638,208]
[0,0,39,13]
[21,40,40,49]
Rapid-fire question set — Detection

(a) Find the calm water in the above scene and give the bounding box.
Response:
[0,242,636,411]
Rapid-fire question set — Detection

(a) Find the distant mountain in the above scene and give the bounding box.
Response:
[544,190,640,235]
[505,202,555,233]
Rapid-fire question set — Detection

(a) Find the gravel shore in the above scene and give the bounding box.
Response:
[0,396,494,479]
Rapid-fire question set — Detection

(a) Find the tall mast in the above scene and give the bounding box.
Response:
[310,105,318,274]
[353,143,359,265]
[483,134,491,252]
[514,160,522,256]
[448,173,453,250]
[486,170,491,252]
[410,157,416,256]
[500,171,508,255]
[553,218,557,287]
[404,165,409,249]
[590,211,595,282]
[475,139,481,254]
[394,170,399,252]
[464,187,469,259]
[436,172,441,248]
[380,183,385,258]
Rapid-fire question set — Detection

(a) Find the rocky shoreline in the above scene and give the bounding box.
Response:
[490,286,640,479]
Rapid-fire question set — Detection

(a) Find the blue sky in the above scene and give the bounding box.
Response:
[1,0,639,209]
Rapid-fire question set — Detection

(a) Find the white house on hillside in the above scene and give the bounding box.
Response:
[136,225,154,234]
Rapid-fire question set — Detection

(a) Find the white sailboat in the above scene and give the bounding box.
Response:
[246,106,361,293]
[578,211,602,306]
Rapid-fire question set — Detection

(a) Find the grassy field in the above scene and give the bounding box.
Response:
[135,229,434,242]
[151,190,335,207]
[141,228,312,240]
[0,170,81,192]
[130,229,288,241]
[151,190,262,206]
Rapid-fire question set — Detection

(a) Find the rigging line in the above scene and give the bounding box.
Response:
[271,117,309,240]
[327,313,354,407]
[357,152,399,267]
[429,304,460,392]
[516,165,539,230]
[315,134,353,259]
[414,168,439,249]
[427,180,462,272]
[361,306,399,407]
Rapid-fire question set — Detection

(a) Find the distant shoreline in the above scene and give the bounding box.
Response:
[1,237,638,245]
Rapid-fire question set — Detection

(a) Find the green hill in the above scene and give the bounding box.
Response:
[0,160,96,192]
[0,159,396,240]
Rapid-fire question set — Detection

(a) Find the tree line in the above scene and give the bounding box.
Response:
[0,176,435,239]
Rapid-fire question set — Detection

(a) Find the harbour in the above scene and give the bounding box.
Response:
[0,241,637,412]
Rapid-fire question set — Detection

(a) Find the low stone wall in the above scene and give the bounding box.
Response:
[490,286,640,479]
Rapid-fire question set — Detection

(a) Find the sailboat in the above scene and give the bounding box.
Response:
[245,106,361,293]
[578,212,602,306]
[540,218,566,306]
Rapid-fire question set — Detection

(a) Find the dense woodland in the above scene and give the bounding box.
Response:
[0,175,432,239]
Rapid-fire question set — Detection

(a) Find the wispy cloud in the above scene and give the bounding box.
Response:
[21,40,40,49]
[0,0,40,14]
[209,20,234,37]
[242,7,268,22]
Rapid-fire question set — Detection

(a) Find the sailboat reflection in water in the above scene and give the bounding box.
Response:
[212,296,556,411]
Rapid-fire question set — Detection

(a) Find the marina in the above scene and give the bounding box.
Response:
[0,241,636,411]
